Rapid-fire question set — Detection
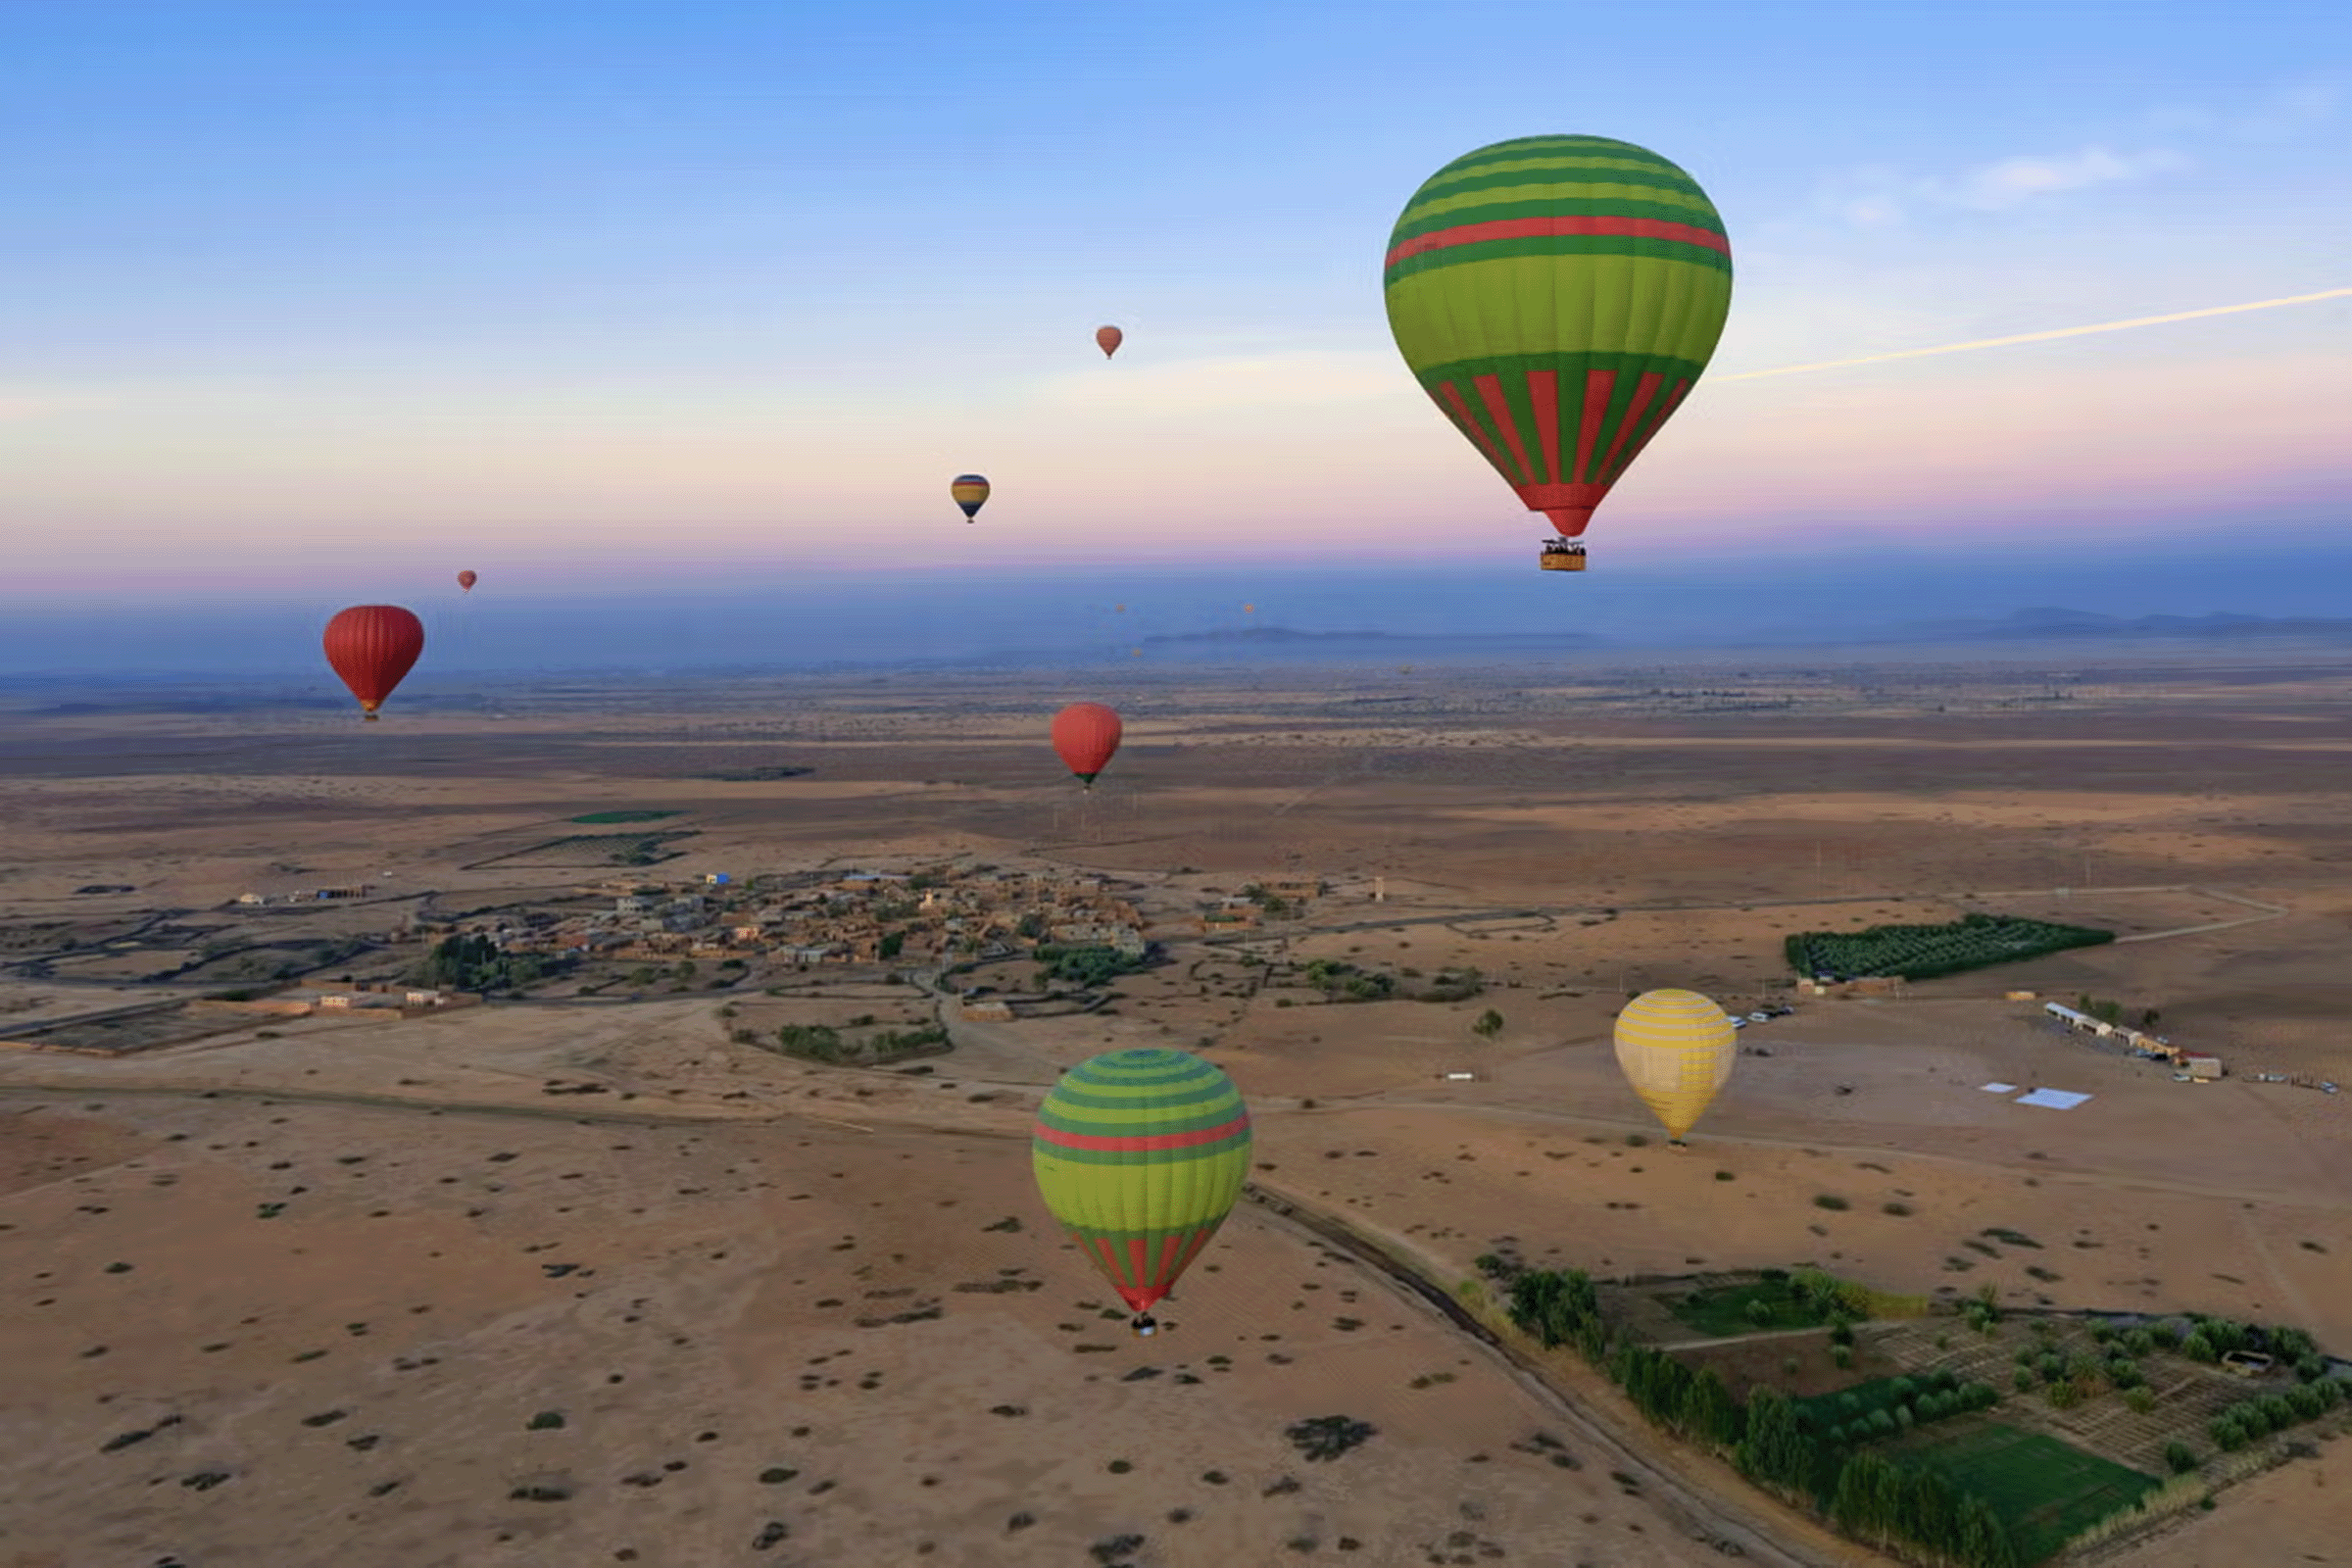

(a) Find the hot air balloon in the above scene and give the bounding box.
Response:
[1383,134,1733,572]
[1097,324,1124,359]
[457,570,477,593]
[1613,988,1738,1145]
[1032,1047,1252,1336]
[323,606,425,722]
[1052,702,1123,790]
[950,473,991,522]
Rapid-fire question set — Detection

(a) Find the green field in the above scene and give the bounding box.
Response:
[1892,1422,2159,1564]
[1786,911,2114,982]
[567,810,682,824]
[1666,1277,1830,1337]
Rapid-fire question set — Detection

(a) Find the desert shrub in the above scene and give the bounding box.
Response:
[1286,1415,1376,1462]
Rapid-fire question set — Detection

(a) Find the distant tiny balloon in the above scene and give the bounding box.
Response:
[950,473,991,522]
[457,569,477,592]
[1097,324,1124,359]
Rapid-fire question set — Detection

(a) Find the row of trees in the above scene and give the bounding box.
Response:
[1492,1262,2024,1568]
[771,1021,948,1063]
[2209,1378,2344,1451]
[1786,912,2114,982]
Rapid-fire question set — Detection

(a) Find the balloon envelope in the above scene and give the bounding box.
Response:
[1383,134,1733,541]
[950,473,991,520]
[1096,324,1124,359]
[1032,1048,1252,1314]
[456,570,477,592]
[1052,702,1123,786]
[1613,988,1738,1140]
[323,606,425,720]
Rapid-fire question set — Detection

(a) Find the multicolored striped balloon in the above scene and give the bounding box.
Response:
[950,473,991,521]
[1613,987,1738,1143]
[1032,1048,1252,1315]
[1383,134,1734,545]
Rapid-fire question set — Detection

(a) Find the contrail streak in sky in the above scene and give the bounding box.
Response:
[1718,286,2352,382]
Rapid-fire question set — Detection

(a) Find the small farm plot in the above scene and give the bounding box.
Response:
[1786,912,2114,981]
[1888,1421,2159,1565]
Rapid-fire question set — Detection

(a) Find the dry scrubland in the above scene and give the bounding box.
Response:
[4,650,2352,1567]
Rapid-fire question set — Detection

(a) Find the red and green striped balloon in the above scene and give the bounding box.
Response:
[1383,134,1733,543]
[1032,1047,1252,1314]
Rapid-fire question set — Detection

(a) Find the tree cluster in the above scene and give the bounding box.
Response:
[2207,1378,2343,1451]
[1495,1264,2024,1568]
[412,933,554,994]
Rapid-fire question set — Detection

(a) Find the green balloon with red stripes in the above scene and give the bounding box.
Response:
[1383,133,1734,543]
[1032,1047,1252,1314]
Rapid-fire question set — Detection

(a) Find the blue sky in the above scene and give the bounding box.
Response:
[2,0,2347,612]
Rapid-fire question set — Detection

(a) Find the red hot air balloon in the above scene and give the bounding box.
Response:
[1052,702,1123,790]
[323,606,425,721]
[457,570,477,593]
[1096,324,1124,360]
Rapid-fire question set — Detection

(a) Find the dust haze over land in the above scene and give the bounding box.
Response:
[8,536,2352,680]
[4,647,2352,1566]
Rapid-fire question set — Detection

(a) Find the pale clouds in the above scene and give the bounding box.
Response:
[1819,143,2189,227]
[1944,145,2191,210]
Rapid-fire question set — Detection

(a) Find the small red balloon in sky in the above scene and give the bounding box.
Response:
[1051,702,1123,790]
[323,605,424,722]
[457,569,477,592]
[1096,324,1123,359]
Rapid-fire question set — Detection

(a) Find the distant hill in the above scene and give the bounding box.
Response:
[1139,625,1608,651]
[1885,608,2352,644]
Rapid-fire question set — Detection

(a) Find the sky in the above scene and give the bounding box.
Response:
[3,1,2349,642]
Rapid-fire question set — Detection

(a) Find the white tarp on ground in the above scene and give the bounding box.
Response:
[2016,1088,2092,1110]
[1981,1082,2019,1094]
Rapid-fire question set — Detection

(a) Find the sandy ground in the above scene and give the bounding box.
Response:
[6,653,2352,1566]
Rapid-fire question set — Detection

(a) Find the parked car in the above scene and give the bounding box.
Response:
[1747,1011,1772,1024]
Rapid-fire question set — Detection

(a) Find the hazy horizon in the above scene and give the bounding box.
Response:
[9,534,2352,683]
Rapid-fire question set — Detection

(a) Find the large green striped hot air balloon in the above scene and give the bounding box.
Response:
[1383,134,1734,572]
[1032,1047,1252,1335]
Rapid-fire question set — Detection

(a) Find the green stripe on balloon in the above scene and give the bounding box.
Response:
[1386,234,1732,286]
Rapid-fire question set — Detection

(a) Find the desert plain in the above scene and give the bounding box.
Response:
[3,647,2350,1568]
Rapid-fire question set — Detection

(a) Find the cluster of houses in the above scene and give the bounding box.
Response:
[2037,999,2224,1079]
[409,864,1153,973]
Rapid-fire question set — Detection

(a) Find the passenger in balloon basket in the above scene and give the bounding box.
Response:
[1132,1313,1159,1338]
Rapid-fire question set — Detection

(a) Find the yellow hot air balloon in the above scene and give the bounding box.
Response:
[1613,988,1737,1145]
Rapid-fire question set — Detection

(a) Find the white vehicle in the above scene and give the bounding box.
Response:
[1730,1017,1747,1029]
[1747,1011,1772,1024]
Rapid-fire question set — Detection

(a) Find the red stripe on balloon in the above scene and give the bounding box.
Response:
[1609,378,1692,482]
[1525,370,1562,486]
[1595,371,1664,483]
[1473,373,1535,484]
[1385,214,1731,269]
[1434,382,1514,475]
[1033,1115,1250,1154]
[1572,369,1615,484]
